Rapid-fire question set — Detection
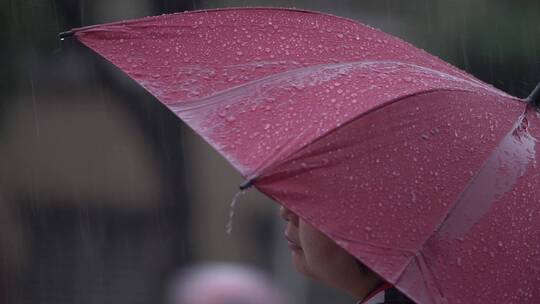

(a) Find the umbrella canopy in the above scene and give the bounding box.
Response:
[61,8,540,304]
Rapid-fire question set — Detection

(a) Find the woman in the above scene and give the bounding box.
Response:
[280,206,414,304]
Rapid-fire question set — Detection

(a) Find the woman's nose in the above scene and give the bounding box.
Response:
[279,206,288,220]
[280,206,298,225]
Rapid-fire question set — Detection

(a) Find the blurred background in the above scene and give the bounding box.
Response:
[1,0,539,303]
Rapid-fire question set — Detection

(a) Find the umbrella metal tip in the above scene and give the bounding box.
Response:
[59,30,74,40]
[239,179,254,190]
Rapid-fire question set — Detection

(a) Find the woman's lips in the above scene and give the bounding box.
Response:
[285,234,302,251]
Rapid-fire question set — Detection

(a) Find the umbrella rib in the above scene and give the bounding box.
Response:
[418,253,446,300]
[393,253,446,303]
[167,60,509,111]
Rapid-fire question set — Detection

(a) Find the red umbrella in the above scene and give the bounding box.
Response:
[61,8,540,304]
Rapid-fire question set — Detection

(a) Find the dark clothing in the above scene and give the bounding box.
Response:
[379,288,415,304]
[360,284,415,304]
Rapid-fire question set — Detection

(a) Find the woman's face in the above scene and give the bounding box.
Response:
[280,205,381,298]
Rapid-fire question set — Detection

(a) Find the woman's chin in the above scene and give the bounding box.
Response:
[291,250,314,278]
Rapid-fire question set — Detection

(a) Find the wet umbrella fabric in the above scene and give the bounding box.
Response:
[63,8,540,304]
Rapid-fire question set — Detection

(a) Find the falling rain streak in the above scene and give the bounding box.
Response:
[29,70,40,137]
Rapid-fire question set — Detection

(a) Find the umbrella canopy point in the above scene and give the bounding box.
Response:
[526,81,540,109]
[59,30,74,39]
